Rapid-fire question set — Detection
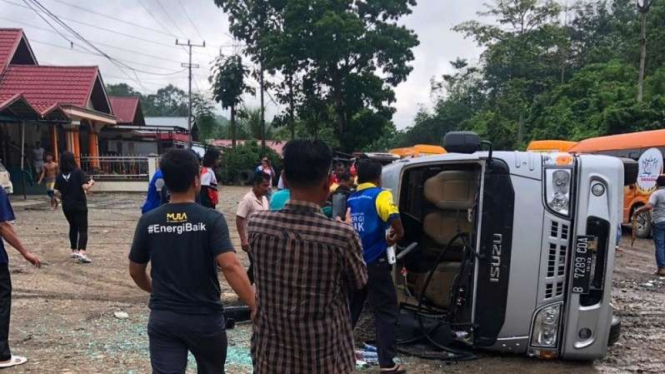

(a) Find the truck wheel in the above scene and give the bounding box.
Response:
[608,315,621,346]
[634,210,652,239]
[237,169,254,185]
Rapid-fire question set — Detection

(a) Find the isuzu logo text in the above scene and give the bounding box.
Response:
[490,233,503,283]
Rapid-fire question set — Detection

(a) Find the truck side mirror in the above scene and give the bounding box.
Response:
[443,132,481,154]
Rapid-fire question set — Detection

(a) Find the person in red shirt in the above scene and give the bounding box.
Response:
[200,149,221,209]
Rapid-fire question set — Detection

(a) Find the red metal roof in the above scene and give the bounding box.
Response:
[0,29,22,74]
[0,65,99,114]
[211,139,285,155]
[109,96,140,124]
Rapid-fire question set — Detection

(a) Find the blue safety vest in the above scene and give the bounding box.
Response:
[142,169,168,214]
[347,187,388,265]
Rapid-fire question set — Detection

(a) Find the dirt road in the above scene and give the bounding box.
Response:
[3,187,663,373]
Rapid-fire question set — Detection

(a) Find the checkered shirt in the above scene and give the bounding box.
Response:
[248,200,368,374]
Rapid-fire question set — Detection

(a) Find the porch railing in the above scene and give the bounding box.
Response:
[79,155,150,181]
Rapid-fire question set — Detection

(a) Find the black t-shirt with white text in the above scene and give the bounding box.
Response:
[129,203,234,315]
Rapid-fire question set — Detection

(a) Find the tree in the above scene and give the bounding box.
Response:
[105,83,141,98]
[214,0,275,154]
[210,55,254,148]
[238,107,274,140]
[142,85,189,117]
[215,0,420,153]
[637,0,656,102]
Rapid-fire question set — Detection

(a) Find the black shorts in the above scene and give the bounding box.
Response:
[148,309,227,374]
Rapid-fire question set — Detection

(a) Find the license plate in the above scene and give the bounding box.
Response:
[571,236,597,294]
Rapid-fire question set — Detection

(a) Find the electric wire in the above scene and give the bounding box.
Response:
[24,0,190,80]
[3,0,235,54]
[152,0,189,40]
[45,0,187,39]
[175,0,206,41]
[29,39,188,75]
[21,0,148,90]
[0,17,187,65]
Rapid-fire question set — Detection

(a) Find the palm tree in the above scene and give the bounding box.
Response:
[239,107,273,140]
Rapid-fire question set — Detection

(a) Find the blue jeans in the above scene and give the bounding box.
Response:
[654,221,665,269]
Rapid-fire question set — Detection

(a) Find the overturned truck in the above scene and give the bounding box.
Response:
[385,132,622,360]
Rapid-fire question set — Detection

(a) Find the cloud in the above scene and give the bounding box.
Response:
[0,0,485,129]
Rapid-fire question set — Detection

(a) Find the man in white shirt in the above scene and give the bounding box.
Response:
[236,172,270,284]
[633,175,665,276]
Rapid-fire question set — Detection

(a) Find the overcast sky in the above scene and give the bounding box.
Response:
[0,0,485,129]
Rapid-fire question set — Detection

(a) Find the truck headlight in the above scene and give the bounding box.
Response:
[545,169,571,216]
[530,303,562,348]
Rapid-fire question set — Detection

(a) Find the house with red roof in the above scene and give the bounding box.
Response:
[0,28,117,189]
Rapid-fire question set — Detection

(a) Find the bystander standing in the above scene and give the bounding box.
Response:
[0,185,40,369]
[269,172,290,211]
[348,159,406,374]
[53,152,94,264]
[236,173,270,284]
[129,150,255,374]
[200,149,221,209]
[248,139,367,374]
[633,175,665,276]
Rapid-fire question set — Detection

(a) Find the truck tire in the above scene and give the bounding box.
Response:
[608,315,621,346]
[634,209,652,239]
[224,305,251,322]
[237,169,254,185]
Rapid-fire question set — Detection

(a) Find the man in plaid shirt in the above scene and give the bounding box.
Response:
[248,139,368,374]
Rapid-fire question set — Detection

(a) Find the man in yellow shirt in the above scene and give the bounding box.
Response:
[347,159,405,374]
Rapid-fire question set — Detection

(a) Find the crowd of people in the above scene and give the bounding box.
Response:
[130,141,406,374]
[2,141,665,373]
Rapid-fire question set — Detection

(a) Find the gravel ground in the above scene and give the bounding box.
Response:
[2,187,663,373]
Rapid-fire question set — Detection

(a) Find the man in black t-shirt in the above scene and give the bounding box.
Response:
[129,150,255,374]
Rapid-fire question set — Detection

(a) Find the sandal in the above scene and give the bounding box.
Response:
[380,364,407,374]
[0,355,28,368]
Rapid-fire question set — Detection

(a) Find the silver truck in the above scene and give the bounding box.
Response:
[383,132,622,360]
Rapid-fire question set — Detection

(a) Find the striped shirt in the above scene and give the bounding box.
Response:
[248,200,368,374]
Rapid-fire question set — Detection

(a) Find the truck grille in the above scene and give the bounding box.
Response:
[544,219,570,300]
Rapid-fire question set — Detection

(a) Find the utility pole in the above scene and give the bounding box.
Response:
[260,60,266,156]
[176,39,205,148]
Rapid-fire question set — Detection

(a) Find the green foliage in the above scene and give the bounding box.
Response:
[238,107,274,140]
[399,0,665,150]
[214,0,419,152]
[218,141,281,185]
[209,55,255,147]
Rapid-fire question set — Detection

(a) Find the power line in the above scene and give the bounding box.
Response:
[29,38,187,75]
[175,0,205,41]
[2,0,186,51]
[45,0,187,39]
[152,0,189,40]
[0,16,191,65]
[26,0,147,89]
[20,0,75,48]
[4,0,237,52]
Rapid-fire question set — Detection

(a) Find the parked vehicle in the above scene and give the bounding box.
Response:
[383,132,622,360]
[527,140,578,153]
[0,161,13,194]
[390,144,447,158]
[568,129,665,238]
[353,152,400,165]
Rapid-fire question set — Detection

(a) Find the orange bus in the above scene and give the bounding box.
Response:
[526,140,578,153]
[390,144,447,158]
[568,129,665,237]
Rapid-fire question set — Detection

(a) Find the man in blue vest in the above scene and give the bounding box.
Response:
[348,159,405,374]
[141,169,170,214]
